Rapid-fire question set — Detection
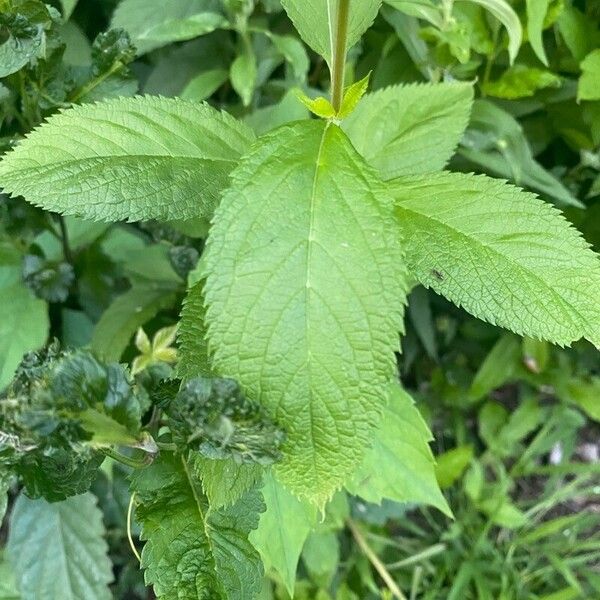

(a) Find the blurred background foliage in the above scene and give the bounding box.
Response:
[0,0,599,598]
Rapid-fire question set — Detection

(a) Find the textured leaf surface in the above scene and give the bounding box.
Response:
[342,82,473,180]
[204,121,406,504]
[111,0,224,54]
[178,282,215,380]
[346,384,451,516]
[249,473,317,596]
[6,493,113,600]
[195,456,263,508]
[281,0,381,64]
[0,97,254,222]
[132,453,264,600]
[391,172,600,347]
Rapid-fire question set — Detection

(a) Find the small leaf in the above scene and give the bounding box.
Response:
[469,334,521,401]
[7,493,113,600]
[435,446,474,489]
[391,171,600,347]
[249,472,317,596]
[296,91,337,119]
[346,384,451,517]
[0,97,254,222]
[458,0,522,64]
[526,0,550,66]
[135,327,152,354]
[132,453,265,600]
[231,52,257,107]
[578,49,600,101]
[342,82,474,179]
[481,65,561,99]
[338,73,371,119]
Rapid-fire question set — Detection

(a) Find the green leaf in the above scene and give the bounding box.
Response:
[0,554,19,600]
[296,92,337,119]
[460,100,582,208]
[0,96,254,222]
[246,89,310,136]
[195,456,263,508]
[562,378,600,422]
[1,285,48,392]
[526,0,550,66]
[91,284,178,362]
[281,0,382,65]
[384,0,443,28]
[0,9,46,78]
[346,384,451,517]
[338,73,371,119]
[481,65,561,99]
[60,0,79,20]
[181,69,229,101]
[342,82,474,179]
[203,121,406,505]
[132,453,264,600]
[579,50,600,102]
[111,0,224,54]
[269,33,310,81]
[469,334,521,401]
[230,52,257,107]
[178,282,215,380]
[249,472,317,596]
[434,445,473,489]
[6,493,113,600]
[391,171,600,347]
[457,0,522,64]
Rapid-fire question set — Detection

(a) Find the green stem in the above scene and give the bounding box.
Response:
[68,61,123,103]
[101,448,150,469]
[330,0,350,113]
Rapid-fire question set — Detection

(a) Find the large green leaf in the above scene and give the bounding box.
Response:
[391,171,600,348]
[579,50,600,101]
[132,453,264,600]
[250,473,317,596]
[203,120,406,505]
[111,0,224,55]
[0,97,254,222]
[6,493,113,600]
[342,82,474,180]
[346,384,451,516]
[281,0,381,65]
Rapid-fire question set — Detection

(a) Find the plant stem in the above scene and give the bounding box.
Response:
[56,215,73,263]
[330,0,350,112]
[127,493,142,563]
[101,447,151,469]
[347,519,408,600]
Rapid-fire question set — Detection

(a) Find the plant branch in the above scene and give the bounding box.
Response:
[330,0,350,112]
[101,447,151,469]
[347,519,408,600]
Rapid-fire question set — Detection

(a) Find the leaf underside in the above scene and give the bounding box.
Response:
[203,120,407,505]
[0,96,254,222]
[391,171,600,347]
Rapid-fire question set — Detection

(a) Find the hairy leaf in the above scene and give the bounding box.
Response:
[111,0,224,54]
[342,82,474,179]
[132,453,264,600]
[203,121,406,505]
[194,456,263,508]
[6,493,113,600]
[0,97,254,222]
[391,172,600,347]
[281,0,381,65]
[346,384,451,516]
[249,472,317,596]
